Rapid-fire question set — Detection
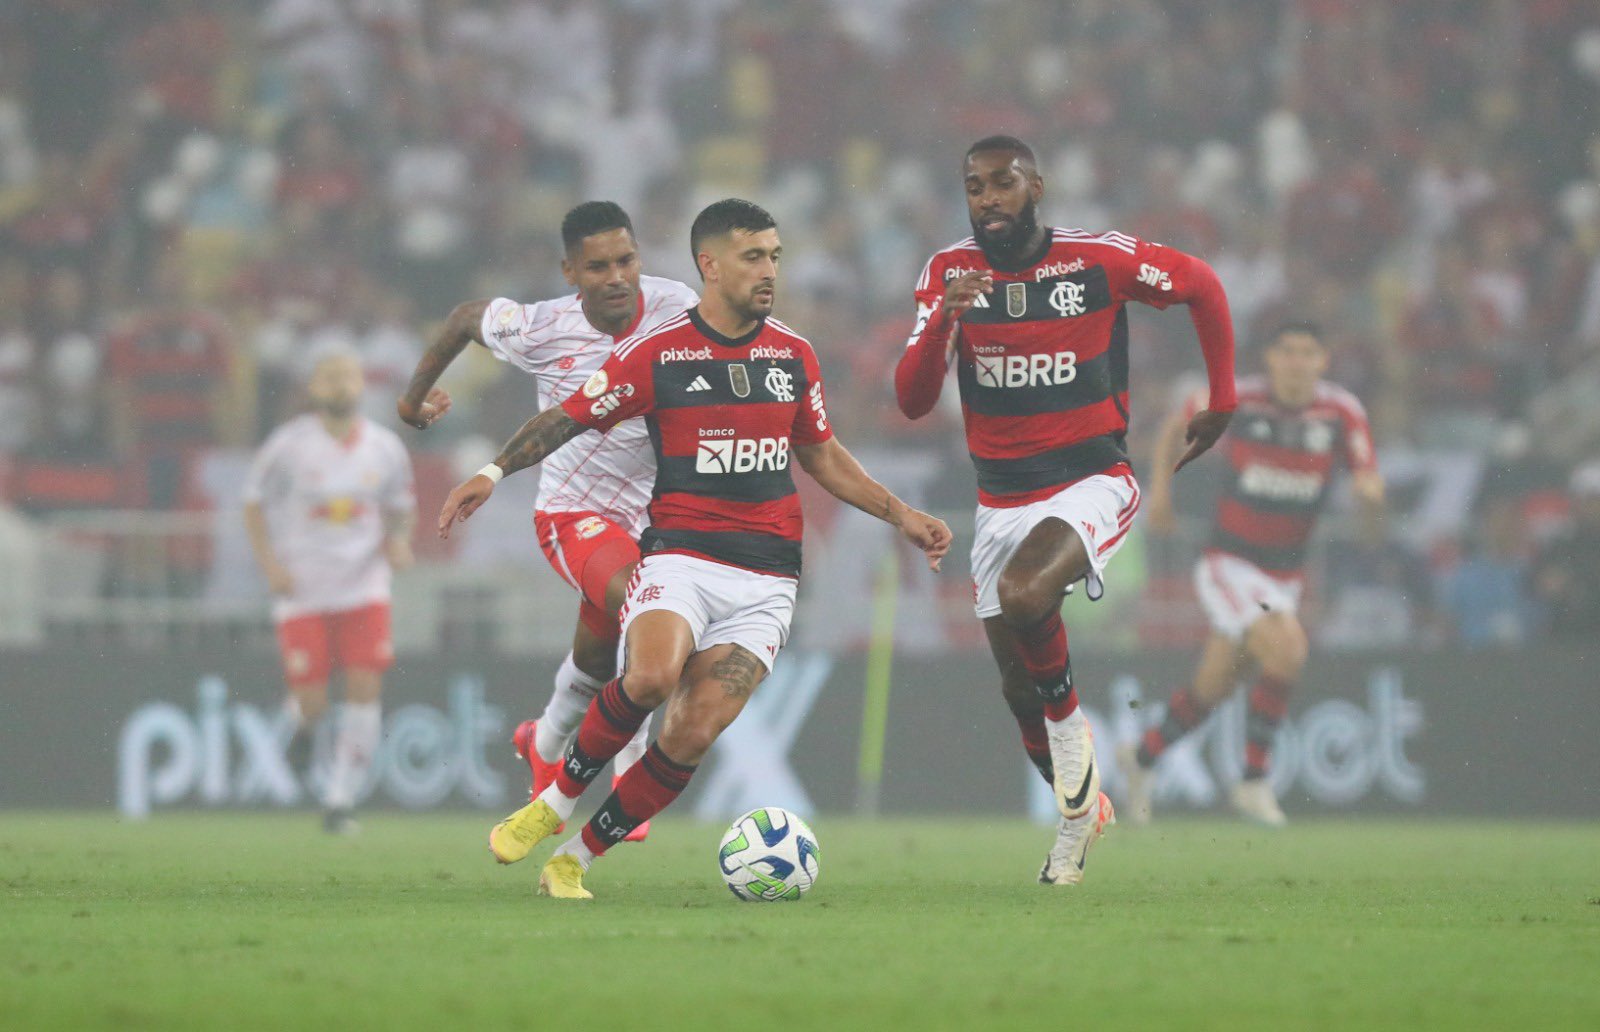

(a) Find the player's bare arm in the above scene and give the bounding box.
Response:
[1353,469,1386,542]
[383,509,416,570]
[1146,401,1195,536]
[397,299,489,429]
[436,407,588,538]
[242,501,293,595]
[794,437,953,571]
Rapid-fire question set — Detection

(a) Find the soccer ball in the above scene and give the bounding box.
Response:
[717,807,821,902]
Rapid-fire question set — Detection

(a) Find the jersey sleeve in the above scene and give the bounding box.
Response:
[895,252,957,418]
[479,297,551,371]
[241,427,292,505]
[1338,393,1379,475]
[793,341,835,447]
[559,336,656,432]
[1100,234,1237,411]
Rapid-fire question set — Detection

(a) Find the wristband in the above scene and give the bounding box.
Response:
[476,462,504,484]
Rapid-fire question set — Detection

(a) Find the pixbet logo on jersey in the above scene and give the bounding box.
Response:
[695,435,791,474]
[973,350,1079,389]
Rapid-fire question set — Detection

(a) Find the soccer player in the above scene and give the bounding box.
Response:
[243,351,416,834]
[1122,322,1383,826]
[895,136,1237,884]
[438,199,951,899]
[397,202,697,839]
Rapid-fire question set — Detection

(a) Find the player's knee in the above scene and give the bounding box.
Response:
[658,712,725,765]
[996,575,1054,630]
[621,665,677,708]
[1254,617,1309,679]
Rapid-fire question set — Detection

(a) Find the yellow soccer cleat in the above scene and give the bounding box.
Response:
[488,799,563,865]
[537,854,594,900]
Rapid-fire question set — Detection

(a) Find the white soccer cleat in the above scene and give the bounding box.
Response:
[1115,741,1153,827]
[1039,791,1115,886]
[1047,709,1101,819]
[1231,778,1288,827]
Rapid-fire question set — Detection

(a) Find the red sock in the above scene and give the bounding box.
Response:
[1013,711,1053,783]
[1244,675,1291,779]
[1137,687,1208,767]
[1016,613,1078,721]
[553,679,650,798]
[579,743,696,856]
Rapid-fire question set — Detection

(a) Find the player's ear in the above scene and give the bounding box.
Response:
[695,249,716,284]
[560,254,578,287]
[1029,170,1045,203]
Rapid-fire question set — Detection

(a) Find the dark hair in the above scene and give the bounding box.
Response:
[560,201,633,253]
[1267,320,1326,347]
[689,198,778,270]
[965,135,1037,167]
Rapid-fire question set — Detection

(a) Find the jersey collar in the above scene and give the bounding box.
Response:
[981,225,1054,274]
[688,305,766,349]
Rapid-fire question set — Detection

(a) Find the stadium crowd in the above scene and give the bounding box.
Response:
[3,0,1600,648]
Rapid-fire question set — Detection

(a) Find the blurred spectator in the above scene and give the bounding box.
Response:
[1438,498,1540,648]
[1530,461,1600,639]
[1318,537,1440,651]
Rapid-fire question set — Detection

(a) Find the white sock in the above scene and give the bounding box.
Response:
[614,715,651,778]
[536,779,583,822]
[324,701,381,811]
[534,653,606,762]
[553,835,596,870]
[282,694,305,732]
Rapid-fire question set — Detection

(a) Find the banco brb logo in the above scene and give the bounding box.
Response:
[696,437,790,474]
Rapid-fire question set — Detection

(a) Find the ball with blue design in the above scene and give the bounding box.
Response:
[717,807,821,902]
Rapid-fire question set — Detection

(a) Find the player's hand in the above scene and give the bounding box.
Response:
[894,505,954,572]
[397,387,452,429]
[437,474,495,539]
[385,536,415,571]
[941,270,994,320]
[1174,408,1232,473]
[264,561,294,596]
[1145,489,1178,537]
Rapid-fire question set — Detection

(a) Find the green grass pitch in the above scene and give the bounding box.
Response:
[3,813,1597,1030]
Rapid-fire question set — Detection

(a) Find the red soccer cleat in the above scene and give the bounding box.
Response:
[614,774,650,842]
[512,720,564,832]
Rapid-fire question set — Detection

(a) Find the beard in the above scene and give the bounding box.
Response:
[971,197,1040,265]
[315,396,359,419]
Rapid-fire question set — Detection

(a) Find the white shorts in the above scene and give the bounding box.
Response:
[1193,551,1303,640]
[618,553,798,672]
[971,470,1141,619]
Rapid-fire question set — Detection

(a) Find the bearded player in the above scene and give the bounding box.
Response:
[244,352,416,834]
[1121,322,1383,826]
[398,202,697,840]
[439,199,951,899]
[896,136,1237,884]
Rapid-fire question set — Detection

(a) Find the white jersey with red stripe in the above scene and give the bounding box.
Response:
[242,414,416,622]
[481,275,698,535]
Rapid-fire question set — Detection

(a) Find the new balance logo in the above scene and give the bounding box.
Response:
[686,375,712,392]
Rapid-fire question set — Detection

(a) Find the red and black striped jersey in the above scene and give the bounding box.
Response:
[1188,375,1377,575]
[900,228,1235,507]
[561,307,833,577]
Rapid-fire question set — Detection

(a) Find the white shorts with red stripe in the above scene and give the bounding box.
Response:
[618,553,798,672]
[1193,550,1303,640]
[970,470,1141,618]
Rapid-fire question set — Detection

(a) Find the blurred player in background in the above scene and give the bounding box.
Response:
[1125,322,1384,826]
[896,136,1237,884]
[438,199,951,899]
[397,201,697,841]
[243,352,416,834]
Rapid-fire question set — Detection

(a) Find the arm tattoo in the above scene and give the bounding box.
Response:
[496,408,587,476]
[710,647,764,700]
[400,302,485,410]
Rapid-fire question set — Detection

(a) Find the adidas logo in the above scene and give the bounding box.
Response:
[686,376,712,392]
